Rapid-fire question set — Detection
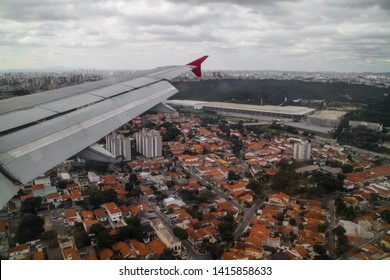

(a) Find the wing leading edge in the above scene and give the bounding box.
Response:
[0,56,208,208]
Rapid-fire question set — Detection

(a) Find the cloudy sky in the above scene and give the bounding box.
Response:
[0,0,389,72]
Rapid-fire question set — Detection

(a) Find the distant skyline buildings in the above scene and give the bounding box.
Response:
[1,69,389,101]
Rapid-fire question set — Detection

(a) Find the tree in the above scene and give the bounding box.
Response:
[380,210,390,223]
[332,225,346,237]
[129,173,138,184]
[21,196,42,215]
[317,222,329,233]
[57,179,74,189]
[203,240,226,259]
[74,230,91,249]
[228,171,240,181]
[173,227,188,240]
[218,215,236,242]
[41,229,57,240]
[89,223,106,236]
[125,182,134,192]
[16,214,45,243]
[97,230,115,249]
[341,164,353,174]
[159,249,181,260]
[246,180,262,195]
[199,191,216,203]
[88,189,105,209]
[102,189,118,203]
[278,158,290,170]
[288,218,297,226]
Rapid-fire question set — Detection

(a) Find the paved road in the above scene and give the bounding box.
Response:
[234,203,258,239]
[183,163,265,240]
[327,199,336,259]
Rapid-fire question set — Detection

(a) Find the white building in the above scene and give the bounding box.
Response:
[88,172,100,183]
[34,177,51,187]
[150,219,182,255]
[293,140,312,160]
[349,121,383,132]
[105,133,132,160]
[103,202,122,223]
[134,129,162,158]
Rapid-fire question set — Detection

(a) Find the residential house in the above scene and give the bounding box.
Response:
[94,209,108,222]
[9,243,30,260]
[114,241,136,259]
[149,239,167,256]
[150,219,181,255]
[99,248,113,260]
[103,202,126,228]
[62,248,81,260]
[130,240,154,259]
[65,209,82,226]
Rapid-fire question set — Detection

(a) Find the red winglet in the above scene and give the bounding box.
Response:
[187,55,208,78]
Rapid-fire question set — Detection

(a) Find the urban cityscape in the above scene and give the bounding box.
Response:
[1,70,390,101]
[0,69,389,260]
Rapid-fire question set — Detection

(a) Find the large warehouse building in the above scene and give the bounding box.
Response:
[167,100,316,120]
[307,110,347,128]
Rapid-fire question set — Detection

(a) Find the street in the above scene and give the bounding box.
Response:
[138,196,210,260]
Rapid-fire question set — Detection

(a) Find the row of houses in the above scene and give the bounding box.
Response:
[222,192,327,260]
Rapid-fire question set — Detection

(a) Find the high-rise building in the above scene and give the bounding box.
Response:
[293,140,311,160]
[105,133,132,160]
[134,129,162,158]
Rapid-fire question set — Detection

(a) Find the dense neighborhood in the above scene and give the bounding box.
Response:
[1,112,389,260]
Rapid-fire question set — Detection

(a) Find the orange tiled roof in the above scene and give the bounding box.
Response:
[33,251,45,260]
[353,252,373,260]
[9,243,29,253]
[128,206,141,216]
[20,194,33,201]
[291,246,308,257]
[82,210,94,220]
[84,254,98,260]
[63,248,81,260]
[99,248,113,260]
[48,192,60,199]
[0,219,6,233]
[65,209,78,219]
[221,252,247,260]
[104,202,121,215]
[130,240,153,257]
[94,209,107,218]
[149,239,167,256]
[115,242,136,258]
[31,184,44,191]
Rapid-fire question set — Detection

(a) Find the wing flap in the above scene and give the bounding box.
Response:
[1,81,178,183]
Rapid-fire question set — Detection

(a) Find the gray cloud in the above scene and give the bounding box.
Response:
[0,0,389,72]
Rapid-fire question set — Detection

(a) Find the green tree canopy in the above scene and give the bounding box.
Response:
[97,230,115,249]
[173,227,188,240]
[16,214,45,243]
[74,230,91,249]
[21,196,42,215]
[89,223,106,236]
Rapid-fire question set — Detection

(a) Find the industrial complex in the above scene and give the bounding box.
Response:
[167,100,317,121]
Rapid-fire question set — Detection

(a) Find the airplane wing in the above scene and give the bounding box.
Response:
[0,56,208,208]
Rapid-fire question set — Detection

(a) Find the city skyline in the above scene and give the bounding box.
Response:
[1,0,390,72]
